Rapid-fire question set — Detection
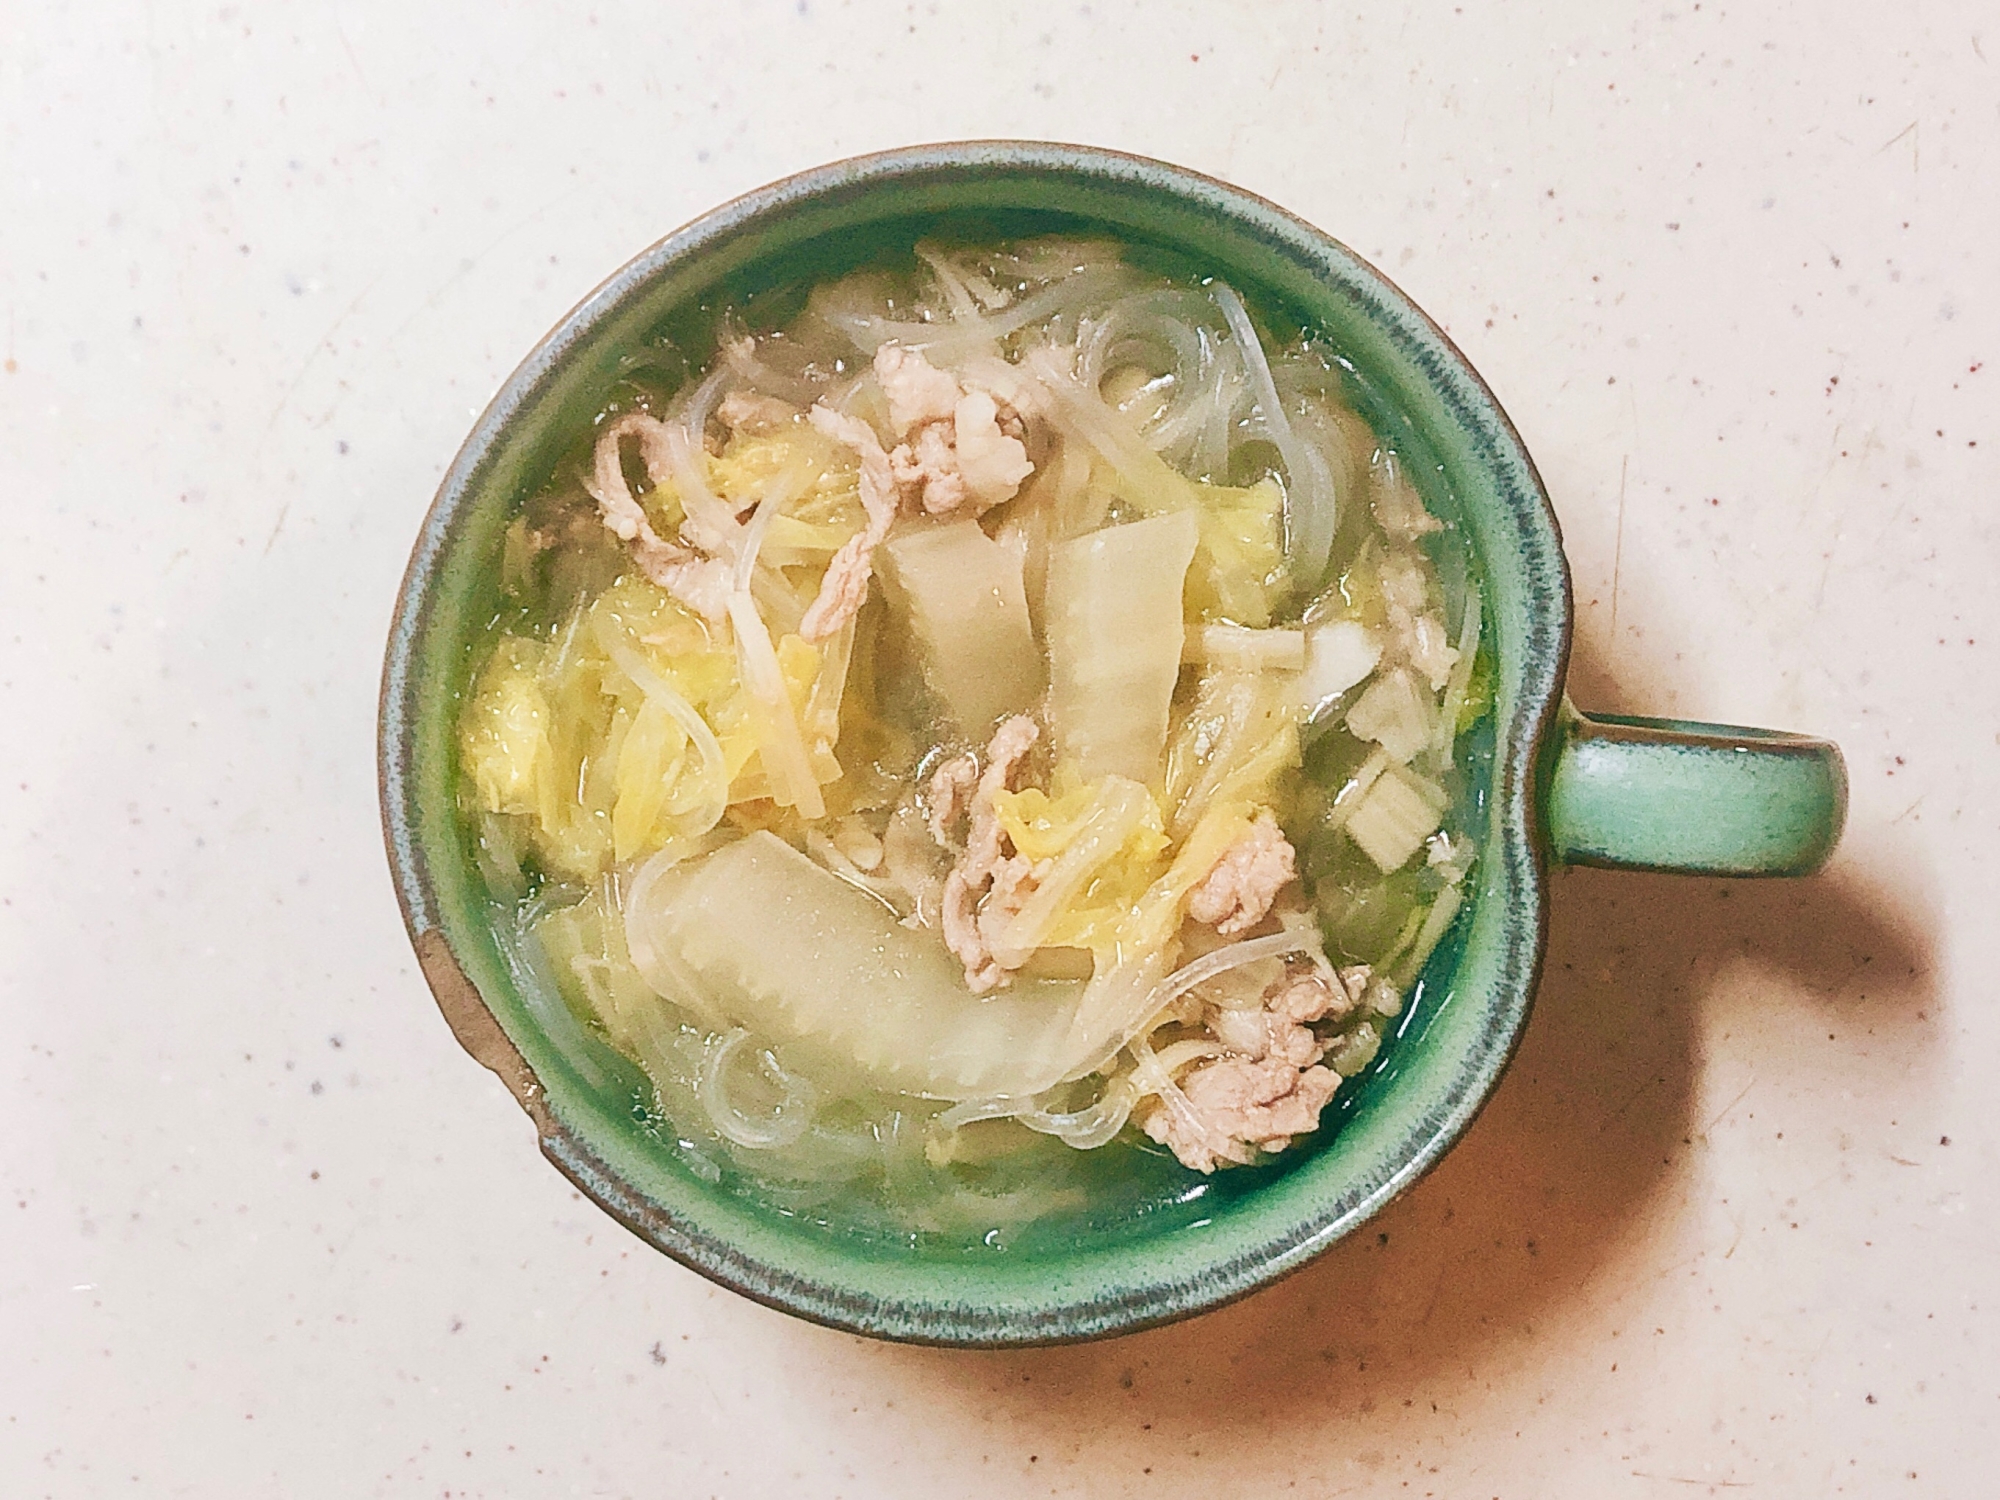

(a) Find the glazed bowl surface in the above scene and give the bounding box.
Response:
[381,142,1699,1345]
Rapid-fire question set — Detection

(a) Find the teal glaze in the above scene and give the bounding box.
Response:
[378,142,1846,1347]
[1546,707,1846,875]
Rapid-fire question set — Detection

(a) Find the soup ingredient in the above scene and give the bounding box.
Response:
[1137,944,1369,1171]
[1345,666,1436,764]
[1344,763,1449,873]
[880,520,1040,733]
[1143,1051,1341,1174]
[979,772,1161,971]
[1185,809,1296,936]
[584,412,735,620]
[800,406,900,641]
[457,236,1488,1227]
[1377,549,1460,690]
[1185,624,1306,673]
[1162,669,1301,839]
[1298,619,1382,719]
[629,831,1090,1099]
[936,713,1044,992]
[1044,509,1200,783]
[1211,283,1338,588]
[875,344,1034,515]
[461,636,557,823]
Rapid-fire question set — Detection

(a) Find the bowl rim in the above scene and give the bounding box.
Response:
[378,138,1574,1346]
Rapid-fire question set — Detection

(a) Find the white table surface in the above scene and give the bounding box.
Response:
[5,2,1995,1495]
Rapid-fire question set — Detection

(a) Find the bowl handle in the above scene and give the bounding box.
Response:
[1543,701,1847,875]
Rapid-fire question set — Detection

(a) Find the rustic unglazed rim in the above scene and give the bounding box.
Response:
[379,141,1574,1346]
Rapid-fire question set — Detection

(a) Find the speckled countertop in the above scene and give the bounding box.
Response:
[4,3,1995,1495]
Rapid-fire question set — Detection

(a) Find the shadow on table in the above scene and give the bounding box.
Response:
[862,638,1941,1451]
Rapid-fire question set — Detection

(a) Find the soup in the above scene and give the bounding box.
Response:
[455,237,1489,1244]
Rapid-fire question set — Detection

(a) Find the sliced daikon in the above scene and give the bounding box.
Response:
[1044,511,1200,784]
[625,832,1089,1101]
[881,519,1041,734]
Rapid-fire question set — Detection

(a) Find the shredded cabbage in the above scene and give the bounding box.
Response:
[984,774,1164,968]
[1183,477,1288,626]
[461,636,557,823]
[1162,670,1301,839]
[1114,797,1262,960]
[991,767,1171,960]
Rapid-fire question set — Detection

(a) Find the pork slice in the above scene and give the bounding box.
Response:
[889,422,971,515]
[924,752,980,847]
[1186,811,1298,936]
[800,404,902,642]
[716,390,798,434]
[875,342,964,435]
[1142,1056,1341,1172]
[951,390,1034,504]
[874,344,1032,517]
[936,715,1042,992]
[583,410,732,621]
[1152,952,1370,1172]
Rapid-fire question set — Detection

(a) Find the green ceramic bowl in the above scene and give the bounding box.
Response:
[379,143,1846,1346]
